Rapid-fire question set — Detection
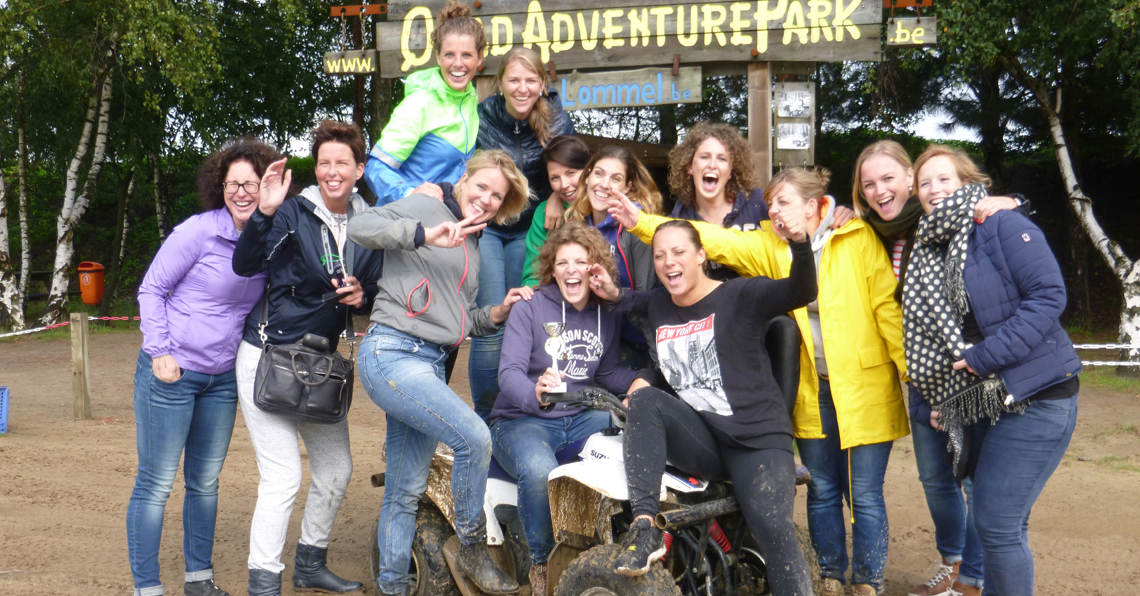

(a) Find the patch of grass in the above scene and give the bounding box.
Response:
[1078,368,1140,395]
[1093,424,1139,444]
[1095,455,1140,473]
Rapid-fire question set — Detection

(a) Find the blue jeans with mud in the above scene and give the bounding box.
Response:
[359,324,493,595]
[796,379,893,590]
[126,350,237,596]
[491,410,612,565]
[469,225,527,423]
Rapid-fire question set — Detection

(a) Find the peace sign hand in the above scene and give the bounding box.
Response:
[423,215,487,249]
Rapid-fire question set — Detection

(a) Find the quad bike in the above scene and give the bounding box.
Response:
[368,315,821,596]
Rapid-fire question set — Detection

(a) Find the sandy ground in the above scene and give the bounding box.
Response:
[1,330,1138,595]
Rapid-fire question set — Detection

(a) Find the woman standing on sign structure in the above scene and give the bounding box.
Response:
[129,139,278,596]
[904,145,1079,596]
[470,46,575,424]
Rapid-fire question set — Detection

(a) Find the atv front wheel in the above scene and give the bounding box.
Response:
[553,544,680,596]
[368,502,460,596]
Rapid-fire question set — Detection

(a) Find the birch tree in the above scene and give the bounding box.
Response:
[941,0,1140,369]
[0,144,19,329]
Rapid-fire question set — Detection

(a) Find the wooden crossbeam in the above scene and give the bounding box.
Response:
[331,4,386,17]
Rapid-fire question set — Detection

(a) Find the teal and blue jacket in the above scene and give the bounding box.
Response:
[364,67,479,205]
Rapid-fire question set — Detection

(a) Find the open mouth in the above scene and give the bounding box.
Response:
[468,202,486,219]
[561,186,578,201]
[447,69,469,85]
[700,172,719,194]
[876,194,897,213]
[324,180,344,193]
[232,200,254,210]
[664,271,683,288]
[563,278,583,295]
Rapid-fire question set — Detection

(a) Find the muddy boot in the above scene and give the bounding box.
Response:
[292,542,364,593]
[248,568,281,596]
[614,518,665,577]
[456,540,520,595]
[184,578,233,596]
[528,562,547,596]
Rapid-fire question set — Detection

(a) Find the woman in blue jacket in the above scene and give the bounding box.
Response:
[470,47,575,424]
[902,145,1080,596]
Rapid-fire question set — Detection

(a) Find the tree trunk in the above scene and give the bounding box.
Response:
[657,105,678,146]
[152,152,168,242]
[99,168,135,317]
[0,144,20,330]
[17,71,31,320]
[39,66,114,326]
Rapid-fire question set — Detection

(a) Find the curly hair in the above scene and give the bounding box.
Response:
[912,144,992,189]
[667,122,760,209]
[311,120,366,164]
[431,0,487,56]
[460,149,530,225]
[534,220,618,290]
[196,138,282,211]
[569,145,662,221]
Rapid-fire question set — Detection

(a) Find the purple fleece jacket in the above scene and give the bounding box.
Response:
[491,284,637,424]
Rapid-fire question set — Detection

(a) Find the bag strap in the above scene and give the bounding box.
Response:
[343,203,357,359]
[257,281,271,345]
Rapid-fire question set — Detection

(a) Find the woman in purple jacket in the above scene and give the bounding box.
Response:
[128,139,278,596]
[490,221,639,595]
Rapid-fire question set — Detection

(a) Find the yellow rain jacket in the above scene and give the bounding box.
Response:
[630,211,909,449]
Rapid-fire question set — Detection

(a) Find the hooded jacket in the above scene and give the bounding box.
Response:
[233,187,383,350]
[670,189,769,282]
[364,68,479,206]
[491,284,636,424]
[346,184,502,347]
[477,91,574,235]
[630,210,910,450]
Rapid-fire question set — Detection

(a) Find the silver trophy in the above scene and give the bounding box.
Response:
[542,322,569,394]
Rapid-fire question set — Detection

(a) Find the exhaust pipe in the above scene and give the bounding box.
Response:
[654,497,739,530]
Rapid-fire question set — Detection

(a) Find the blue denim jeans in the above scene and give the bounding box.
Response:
[491,410,612,564]
[970,393,1078,596]
[470,226,527,423]
[911,416,984,586]
[126,350,237,596]
[796,379,892,590]
[359,325,494,595]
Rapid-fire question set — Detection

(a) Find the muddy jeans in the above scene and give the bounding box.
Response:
[358,324,492,595]
[235,341,353,574]
[624,387,813,596]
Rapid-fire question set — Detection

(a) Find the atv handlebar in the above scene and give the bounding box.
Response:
[540,386,628,422]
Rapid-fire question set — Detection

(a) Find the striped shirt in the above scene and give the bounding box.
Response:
[891,238,906,280]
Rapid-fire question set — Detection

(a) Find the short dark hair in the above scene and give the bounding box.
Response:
[652,219,704,251]
[197,138,282,211]
[311,120,366,164]
[542,135,591,170]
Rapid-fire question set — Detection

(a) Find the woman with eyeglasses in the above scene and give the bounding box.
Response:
[129,139,280,596]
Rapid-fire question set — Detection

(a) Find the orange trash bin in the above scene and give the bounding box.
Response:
[77,261,106,305]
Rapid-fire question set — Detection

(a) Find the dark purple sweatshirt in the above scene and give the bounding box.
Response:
[491,284,637,424]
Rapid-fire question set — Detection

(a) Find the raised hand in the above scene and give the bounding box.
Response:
[605,188,641,229]
[973,195,1019,224]
[491,286,535,324]
[258,158,292,216]
[412,181,444,201]
[831,204,857,229]
[423,215,487,248]
[587,263,620,301]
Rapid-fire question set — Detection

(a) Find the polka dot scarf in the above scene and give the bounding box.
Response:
[902,184,1024,444]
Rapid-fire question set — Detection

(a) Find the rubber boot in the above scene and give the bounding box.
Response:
[248,568,282,596]
[455,539,520,595]
[292,542,364,593]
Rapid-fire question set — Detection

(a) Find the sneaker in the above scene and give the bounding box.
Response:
[909,559,960,596]
[614,518,665,577]
[819,577,844,596]
[947,580,982,596]
[184,579,233,596]
[853,584,883,596]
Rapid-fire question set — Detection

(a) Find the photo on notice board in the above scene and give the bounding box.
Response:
[776,90,813,118]
[776,123,812,150]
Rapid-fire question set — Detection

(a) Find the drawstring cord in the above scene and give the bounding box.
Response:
[848,447,855,524]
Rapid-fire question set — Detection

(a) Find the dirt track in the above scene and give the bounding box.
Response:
[1,330,1138,595]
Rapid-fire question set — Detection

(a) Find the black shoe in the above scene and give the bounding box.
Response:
[184,578,233,596]
[293,542,364,593]
[614,518,665,577]
[455,540,520,595]
[248,569,282,596]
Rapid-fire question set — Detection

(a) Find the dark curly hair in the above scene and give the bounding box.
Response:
[196,138,282,211]
[667,122,760,209]
[534,220,618,291]
[311,120,366,164]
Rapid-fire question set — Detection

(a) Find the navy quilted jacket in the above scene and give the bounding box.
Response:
[961,210,1081,402]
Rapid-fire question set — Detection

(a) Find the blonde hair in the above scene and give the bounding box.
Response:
[667,122,760,208]
[569,146,662,222]
[431,0,487,56]
[534,221,618,290]
[912,144,993,189]
[765,167,831,204]
[851,140,913,217]
[462,150,530,225]
[497,48,553,146]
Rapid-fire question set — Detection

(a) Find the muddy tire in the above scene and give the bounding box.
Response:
[553,544,681,596]
[368,503,460,596]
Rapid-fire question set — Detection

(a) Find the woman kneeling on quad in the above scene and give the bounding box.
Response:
[593,203,818,596]
[490,220,641,596]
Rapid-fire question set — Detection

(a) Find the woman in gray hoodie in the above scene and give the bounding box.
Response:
[489,221,640,595]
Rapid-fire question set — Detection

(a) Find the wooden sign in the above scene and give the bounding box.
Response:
[558,67,701,110]
[377,0,882,78]
[323,50,379,74]
[885,17,937,47]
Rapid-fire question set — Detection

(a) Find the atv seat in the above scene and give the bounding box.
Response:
[487,436,592,482]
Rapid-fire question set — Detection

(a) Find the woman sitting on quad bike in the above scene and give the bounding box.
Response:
[591,207,818,595]
[490,221,642,596]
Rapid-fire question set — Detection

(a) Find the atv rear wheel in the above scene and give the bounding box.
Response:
[368,502,461,596]
[553,544,680,596]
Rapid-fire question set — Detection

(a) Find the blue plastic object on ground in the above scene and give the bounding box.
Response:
[0,386,9,434]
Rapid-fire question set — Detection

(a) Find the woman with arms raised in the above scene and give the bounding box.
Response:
[349,150,532,596]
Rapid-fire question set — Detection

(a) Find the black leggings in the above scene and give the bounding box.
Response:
[624,387,813,596]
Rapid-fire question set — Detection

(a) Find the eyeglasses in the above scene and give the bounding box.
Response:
[223,181,261,194]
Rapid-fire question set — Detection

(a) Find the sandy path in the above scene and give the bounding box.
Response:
[1,330,1137,595]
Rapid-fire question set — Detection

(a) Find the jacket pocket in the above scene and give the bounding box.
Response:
[405,278,431,317]
[858,344,892,368]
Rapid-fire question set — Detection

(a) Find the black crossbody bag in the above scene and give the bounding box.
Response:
[253,214,357,424]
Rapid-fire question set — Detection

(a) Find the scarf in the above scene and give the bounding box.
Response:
[865,197,924,241]
[901,184,1024,478]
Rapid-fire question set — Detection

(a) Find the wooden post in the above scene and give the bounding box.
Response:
[70,313,92,420]
[747,62,773,187]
